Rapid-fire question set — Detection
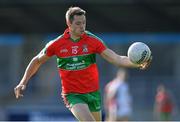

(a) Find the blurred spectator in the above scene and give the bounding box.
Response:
[153,84,174,121]
[104,68,132,121]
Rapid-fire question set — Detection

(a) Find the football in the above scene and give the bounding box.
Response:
[127,42,151,64]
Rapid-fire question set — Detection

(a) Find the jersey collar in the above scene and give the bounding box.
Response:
[63,28,87,40]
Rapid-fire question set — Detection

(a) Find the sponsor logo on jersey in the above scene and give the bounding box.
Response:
[60,49,68,53]
[72,57,78,62]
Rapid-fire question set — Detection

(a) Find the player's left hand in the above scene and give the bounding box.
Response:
[14,84,26,99]
[139,55,152,70]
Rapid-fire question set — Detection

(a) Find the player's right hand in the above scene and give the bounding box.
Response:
[139,55,153,70]
[14,84,26,99]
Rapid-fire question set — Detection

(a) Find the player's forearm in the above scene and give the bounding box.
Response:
[109,54,139,68]
[20,57,42,86]
[117,56,140,68]
[101,48,140,69]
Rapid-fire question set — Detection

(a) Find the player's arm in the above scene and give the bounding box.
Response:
[14,51,50,99]
[101,48,151,69]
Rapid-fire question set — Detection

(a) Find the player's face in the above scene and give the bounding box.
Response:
[69,15,86,37]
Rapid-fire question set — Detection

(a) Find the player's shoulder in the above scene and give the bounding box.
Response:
[45,34,64,48]
[105,80,114,89]
[105,81,112,92]
[85,31,103,42]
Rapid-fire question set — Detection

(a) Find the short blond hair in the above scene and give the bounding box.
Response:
[65,7,86,24]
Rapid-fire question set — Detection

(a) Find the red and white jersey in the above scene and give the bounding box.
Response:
[156,91,173,112]
[105,79,132,117]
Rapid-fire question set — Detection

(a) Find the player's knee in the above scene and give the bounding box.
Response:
[71,103,96,121]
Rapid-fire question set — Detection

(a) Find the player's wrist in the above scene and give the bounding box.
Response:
[19,82,26,87]
[134,64,141,69]
[130,61,140,68]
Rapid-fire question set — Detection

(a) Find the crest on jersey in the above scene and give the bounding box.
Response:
[82,44,88,53]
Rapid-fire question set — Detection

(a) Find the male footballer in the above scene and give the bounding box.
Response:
[14,7,151,121]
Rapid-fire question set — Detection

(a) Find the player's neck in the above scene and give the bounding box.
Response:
[69,32,80,40]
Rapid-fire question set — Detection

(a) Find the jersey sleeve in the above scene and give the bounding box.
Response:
[85,31,107,54]
[95,39,107,54]
[43,40,56,57]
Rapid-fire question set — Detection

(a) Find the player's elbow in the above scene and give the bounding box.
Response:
[32,56,42,66]
[116,56,129,67]
[109,55,121,67]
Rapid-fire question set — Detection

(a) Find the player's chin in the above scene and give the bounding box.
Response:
[80,31,85,34]
[77,31,85,36]
[80,29,85,33]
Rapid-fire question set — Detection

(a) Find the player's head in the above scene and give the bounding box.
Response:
[116,68,128,81]
[66,7,86,37]
[157,84,166,93]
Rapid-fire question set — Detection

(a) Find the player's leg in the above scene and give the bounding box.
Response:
[88,90,102,121]
[71,103,95,121]
[116,108,131,121]
[160,112,170,121]
[91,111,102,121]
[62,93,95,121]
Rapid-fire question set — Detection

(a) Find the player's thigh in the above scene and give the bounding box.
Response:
[91,111,102,121]
[71,103,95,121]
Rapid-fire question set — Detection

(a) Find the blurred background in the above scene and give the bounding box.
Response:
[0,0,180,121]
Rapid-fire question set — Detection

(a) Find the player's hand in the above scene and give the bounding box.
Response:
[139,55,152,70]
[14,84,26,99]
